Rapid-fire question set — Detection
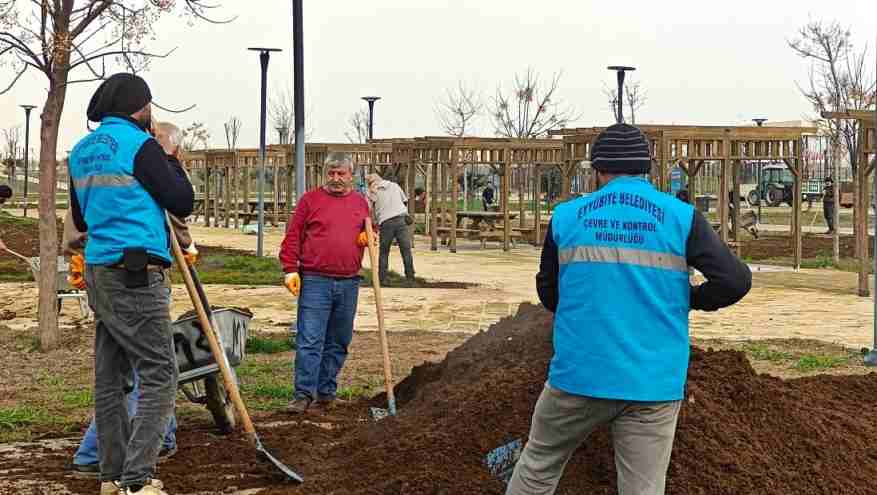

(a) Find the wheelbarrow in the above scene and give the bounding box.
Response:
[172,307,251,434]
[0,241,90,317]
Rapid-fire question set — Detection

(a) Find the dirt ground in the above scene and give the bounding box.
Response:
[4,305,877,495]
[4,220,877,494]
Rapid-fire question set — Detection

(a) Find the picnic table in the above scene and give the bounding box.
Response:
[455,211,519,231]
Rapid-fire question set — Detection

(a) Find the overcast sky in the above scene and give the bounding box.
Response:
[0,0,874,154]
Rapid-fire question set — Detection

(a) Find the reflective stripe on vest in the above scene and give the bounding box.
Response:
[558,245,688,272]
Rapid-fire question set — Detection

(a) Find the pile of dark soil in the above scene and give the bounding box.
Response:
[38,304,877,494]
[742,233,873,260]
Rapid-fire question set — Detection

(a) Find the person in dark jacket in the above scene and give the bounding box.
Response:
[507,124,751,495]
[482,185,495,211]
[0,184,12,205]
[68,73,193,495]
[823,177,836,234]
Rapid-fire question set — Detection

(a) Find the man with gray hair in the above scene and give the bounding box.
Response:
[365,173,415,284]
[279,152,372,414]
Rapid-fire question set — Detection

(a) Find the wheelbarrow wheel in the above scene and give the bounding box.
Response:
[204,374,236,434]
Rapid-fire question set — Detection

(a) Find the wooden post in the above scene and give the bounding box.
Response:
[242,158,251,225]
[719,151,729,244]
[441,155,449,241]
[534,165,542,245]
[430,161,438,251]
[791,149,803,271]
[272,157,280,227]
[232,158,240,230]
[204,165,211,227]
[212,161,219,228]
[407,159,417,233]
[224,165,231,228]
[502,149,511,252]
[519,163,527,229]
[857,136,870,296]
[450,148,458,253]
[732,158,740,242]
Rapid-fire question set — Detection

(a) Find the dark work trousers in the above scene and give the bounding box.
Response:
[85,265,177,488]
[824,201,836,232]
[379,215,415,283]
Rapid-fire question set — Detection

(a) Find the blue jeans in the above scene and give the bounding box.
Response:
[73,371,177,466]
[293,274,359,401]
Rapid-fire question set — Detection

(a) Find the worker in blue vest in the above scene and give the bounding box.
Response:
[507,123,751,495]
[68,73,194,495]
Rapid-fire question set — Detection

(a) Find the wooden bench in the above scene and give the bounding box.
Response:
[435,227,480,245]
[478,230,523,249]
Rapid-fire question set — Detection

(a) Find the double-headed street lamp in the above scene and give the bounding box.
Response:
[20,105,37,218]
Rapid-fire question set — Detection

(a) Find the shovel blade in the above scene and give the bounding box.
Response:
[369,407,389,421]
[253,435,304,483]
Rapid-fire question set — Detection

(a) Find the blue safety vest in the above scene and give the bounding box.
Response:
[68,117,169,265]
[549,176,695,401]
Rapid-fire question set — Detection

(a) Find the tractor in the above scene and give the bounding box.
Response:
[747,164,822,207]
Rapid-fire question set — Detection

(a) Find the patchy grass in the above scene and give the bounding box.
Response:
[0,406,53,431]
[173,254,283,286]
[359,267,427,288]
[743,343,793,362]
[794,355,850,372]
[337,377,383,401]
[246,335,294,354]
[61,389,94,408]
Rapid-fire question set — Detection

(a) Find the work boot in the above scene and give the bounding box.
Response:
[286,397,311,414]
[122,479,167,495]
[101,479,164,495]
[69,461,100,478]
[312,397,340,411]
[157,445,177,463]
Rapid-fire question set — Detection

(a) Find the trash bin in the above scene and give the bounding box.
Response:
[695,196,711,213]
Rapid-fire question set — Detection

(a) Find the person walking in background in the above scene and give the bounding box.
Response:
[365,173,415,285]
[823,177,836,234]
[482,184,495,211]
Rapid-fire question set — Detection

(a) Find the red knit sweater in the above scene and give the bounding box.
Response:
[279,188,370,278]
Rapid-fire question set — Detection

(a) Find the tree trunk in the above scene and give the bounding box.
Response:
[37,71,70,351]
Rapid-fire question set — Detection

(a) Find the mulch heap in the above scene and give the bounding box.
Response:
[44,304,877,494]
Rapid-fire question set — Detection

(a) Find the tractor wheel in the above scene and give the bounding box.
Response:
[747,190,760,207]
[767,187,783,207]
[204,374,236,434]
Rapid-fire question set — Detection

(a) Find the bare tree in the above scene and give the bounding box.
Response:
[345,109,369,144]
[789,20,876,174]
[2,125,20,183]
[490,69,578,138]
[603,80,647,124]
[182,121,210,151]
[435,81,483,137]
[0,0,229,350]
[269,86,293,144]
[224,116,242,151]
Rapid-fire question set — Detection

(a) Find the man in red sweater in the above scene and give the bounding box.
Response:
[279,152,372,414]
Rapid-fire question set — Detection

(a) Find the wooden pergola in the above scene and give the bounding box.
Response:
[552,124,818,268]
[822,110,877,296]
[374,137,565,252]
[180,143,393,228]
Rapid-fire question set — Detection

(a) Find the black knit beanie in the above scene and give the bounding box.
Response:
[590,123,652,174]
[86,73,152,122]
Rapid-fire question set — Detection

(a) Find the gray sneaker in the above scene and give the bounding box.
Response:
[102,479,164,495]
[122,479,166,495]
[286,397,311,414]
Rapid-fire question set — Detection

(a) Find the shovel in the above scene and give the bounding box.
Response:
[166,215,304,483]
[364,218,397,419]
[0,237,40,274]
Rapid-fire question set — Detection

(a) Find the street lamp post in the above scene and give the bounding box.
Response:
[292,0,306,201]
[753,118,768,224]
[361,96,381,140]
[248,47,282,258]
[20,105,36,218]
[607,66,635,124]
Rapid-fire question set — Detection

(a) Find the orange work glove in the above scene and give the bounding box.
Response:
[284,273,301,297]
[183,242,199,267]
[67,254,86,290]
[356,230,378,248]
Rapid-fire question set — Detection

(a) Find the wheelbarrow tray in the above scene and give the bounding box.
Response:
[172,308,250,384]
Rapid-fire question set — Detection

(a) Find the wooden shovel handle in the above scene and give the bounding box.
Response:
[364,218,396,414]
[166,215,257,437]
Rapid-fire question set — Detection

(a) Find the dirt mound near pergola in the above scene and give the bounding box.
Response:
[39,304,877,494]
